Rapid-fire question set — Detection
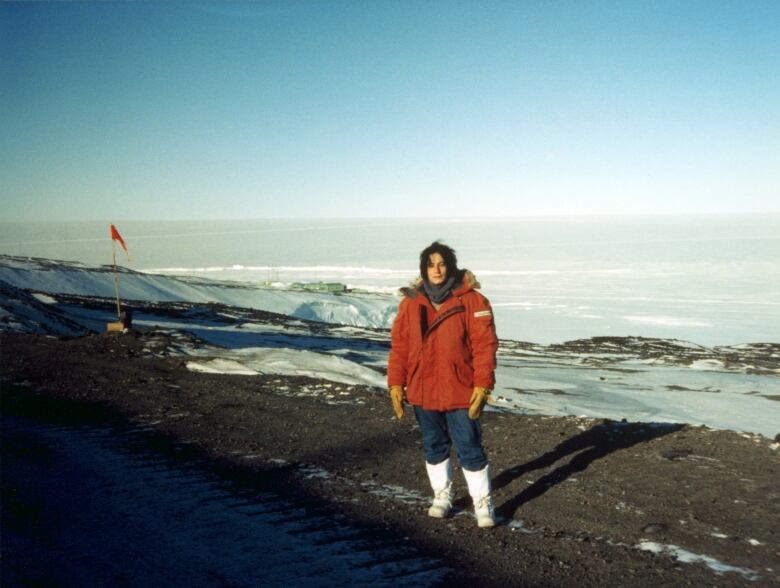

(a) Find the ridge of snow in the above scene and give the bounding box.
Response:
[0,256,397,329]
[187,347,386,389]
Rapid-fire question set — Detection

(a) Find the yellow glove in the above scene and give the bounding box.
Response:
[468,387,490,420]
[389,385,404,419]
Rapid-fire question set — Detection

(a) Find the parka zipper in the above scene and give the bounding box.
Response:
[423,302,465,339]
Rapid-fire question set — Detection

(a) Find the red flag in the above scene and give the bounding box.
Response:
[110,224,129,255]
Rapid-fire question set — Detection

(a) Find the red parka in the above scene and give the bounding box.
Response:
[387,271,498,412]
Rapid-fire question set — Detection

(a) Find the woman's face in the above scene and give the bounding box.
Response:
[426,253,448,285]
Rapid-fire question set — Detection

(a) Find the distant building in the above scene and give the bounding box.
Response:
[292,281,348,293]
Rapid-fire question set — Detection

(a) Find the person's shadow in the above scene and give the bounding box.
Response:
[476,420,684,521]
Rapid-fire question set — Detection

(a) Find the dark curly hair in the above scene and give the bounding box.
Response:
[419,241,463,284]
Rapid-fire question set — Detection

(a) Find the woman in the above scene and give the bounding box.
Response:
[387,241,498,528]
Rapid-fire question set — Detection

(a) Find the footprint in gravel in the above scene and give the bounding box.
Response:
[642,523,668,534]
[660,448,692,460]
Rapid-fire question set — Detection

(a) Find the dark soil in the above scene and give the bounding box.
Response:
[2,331,778,587]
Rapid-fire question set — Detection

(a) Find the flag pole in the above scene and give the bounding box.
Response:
[111,234,122,319]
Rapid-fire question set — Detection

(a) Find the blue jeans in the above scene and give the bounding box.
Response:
[413,407,488,471]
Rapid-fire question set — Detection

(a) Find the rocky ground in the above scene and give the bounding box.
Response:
[2,330,779,587]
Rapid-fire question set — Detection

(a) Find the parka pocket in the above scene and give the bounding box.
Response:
[453,361,474,388]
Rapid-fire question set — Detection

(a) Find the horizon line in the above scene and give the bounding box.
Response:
[2,210,780,225]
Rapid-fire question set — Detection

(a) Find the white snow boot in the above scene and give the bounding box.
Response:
[463,465,496,528]
[425,459,453,518]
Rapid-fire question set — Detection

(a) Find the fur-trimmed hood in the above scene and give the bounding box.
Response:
[399,269,481,299]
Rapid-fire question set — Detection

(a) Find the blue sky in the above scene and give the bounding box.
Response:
[2,1,778,221]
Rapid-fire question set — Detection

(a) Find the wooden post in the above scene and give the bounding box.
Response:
[111,234,121,319]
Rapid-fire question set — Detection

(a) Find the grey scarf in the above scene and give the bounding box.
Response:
[423,276,457,304]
